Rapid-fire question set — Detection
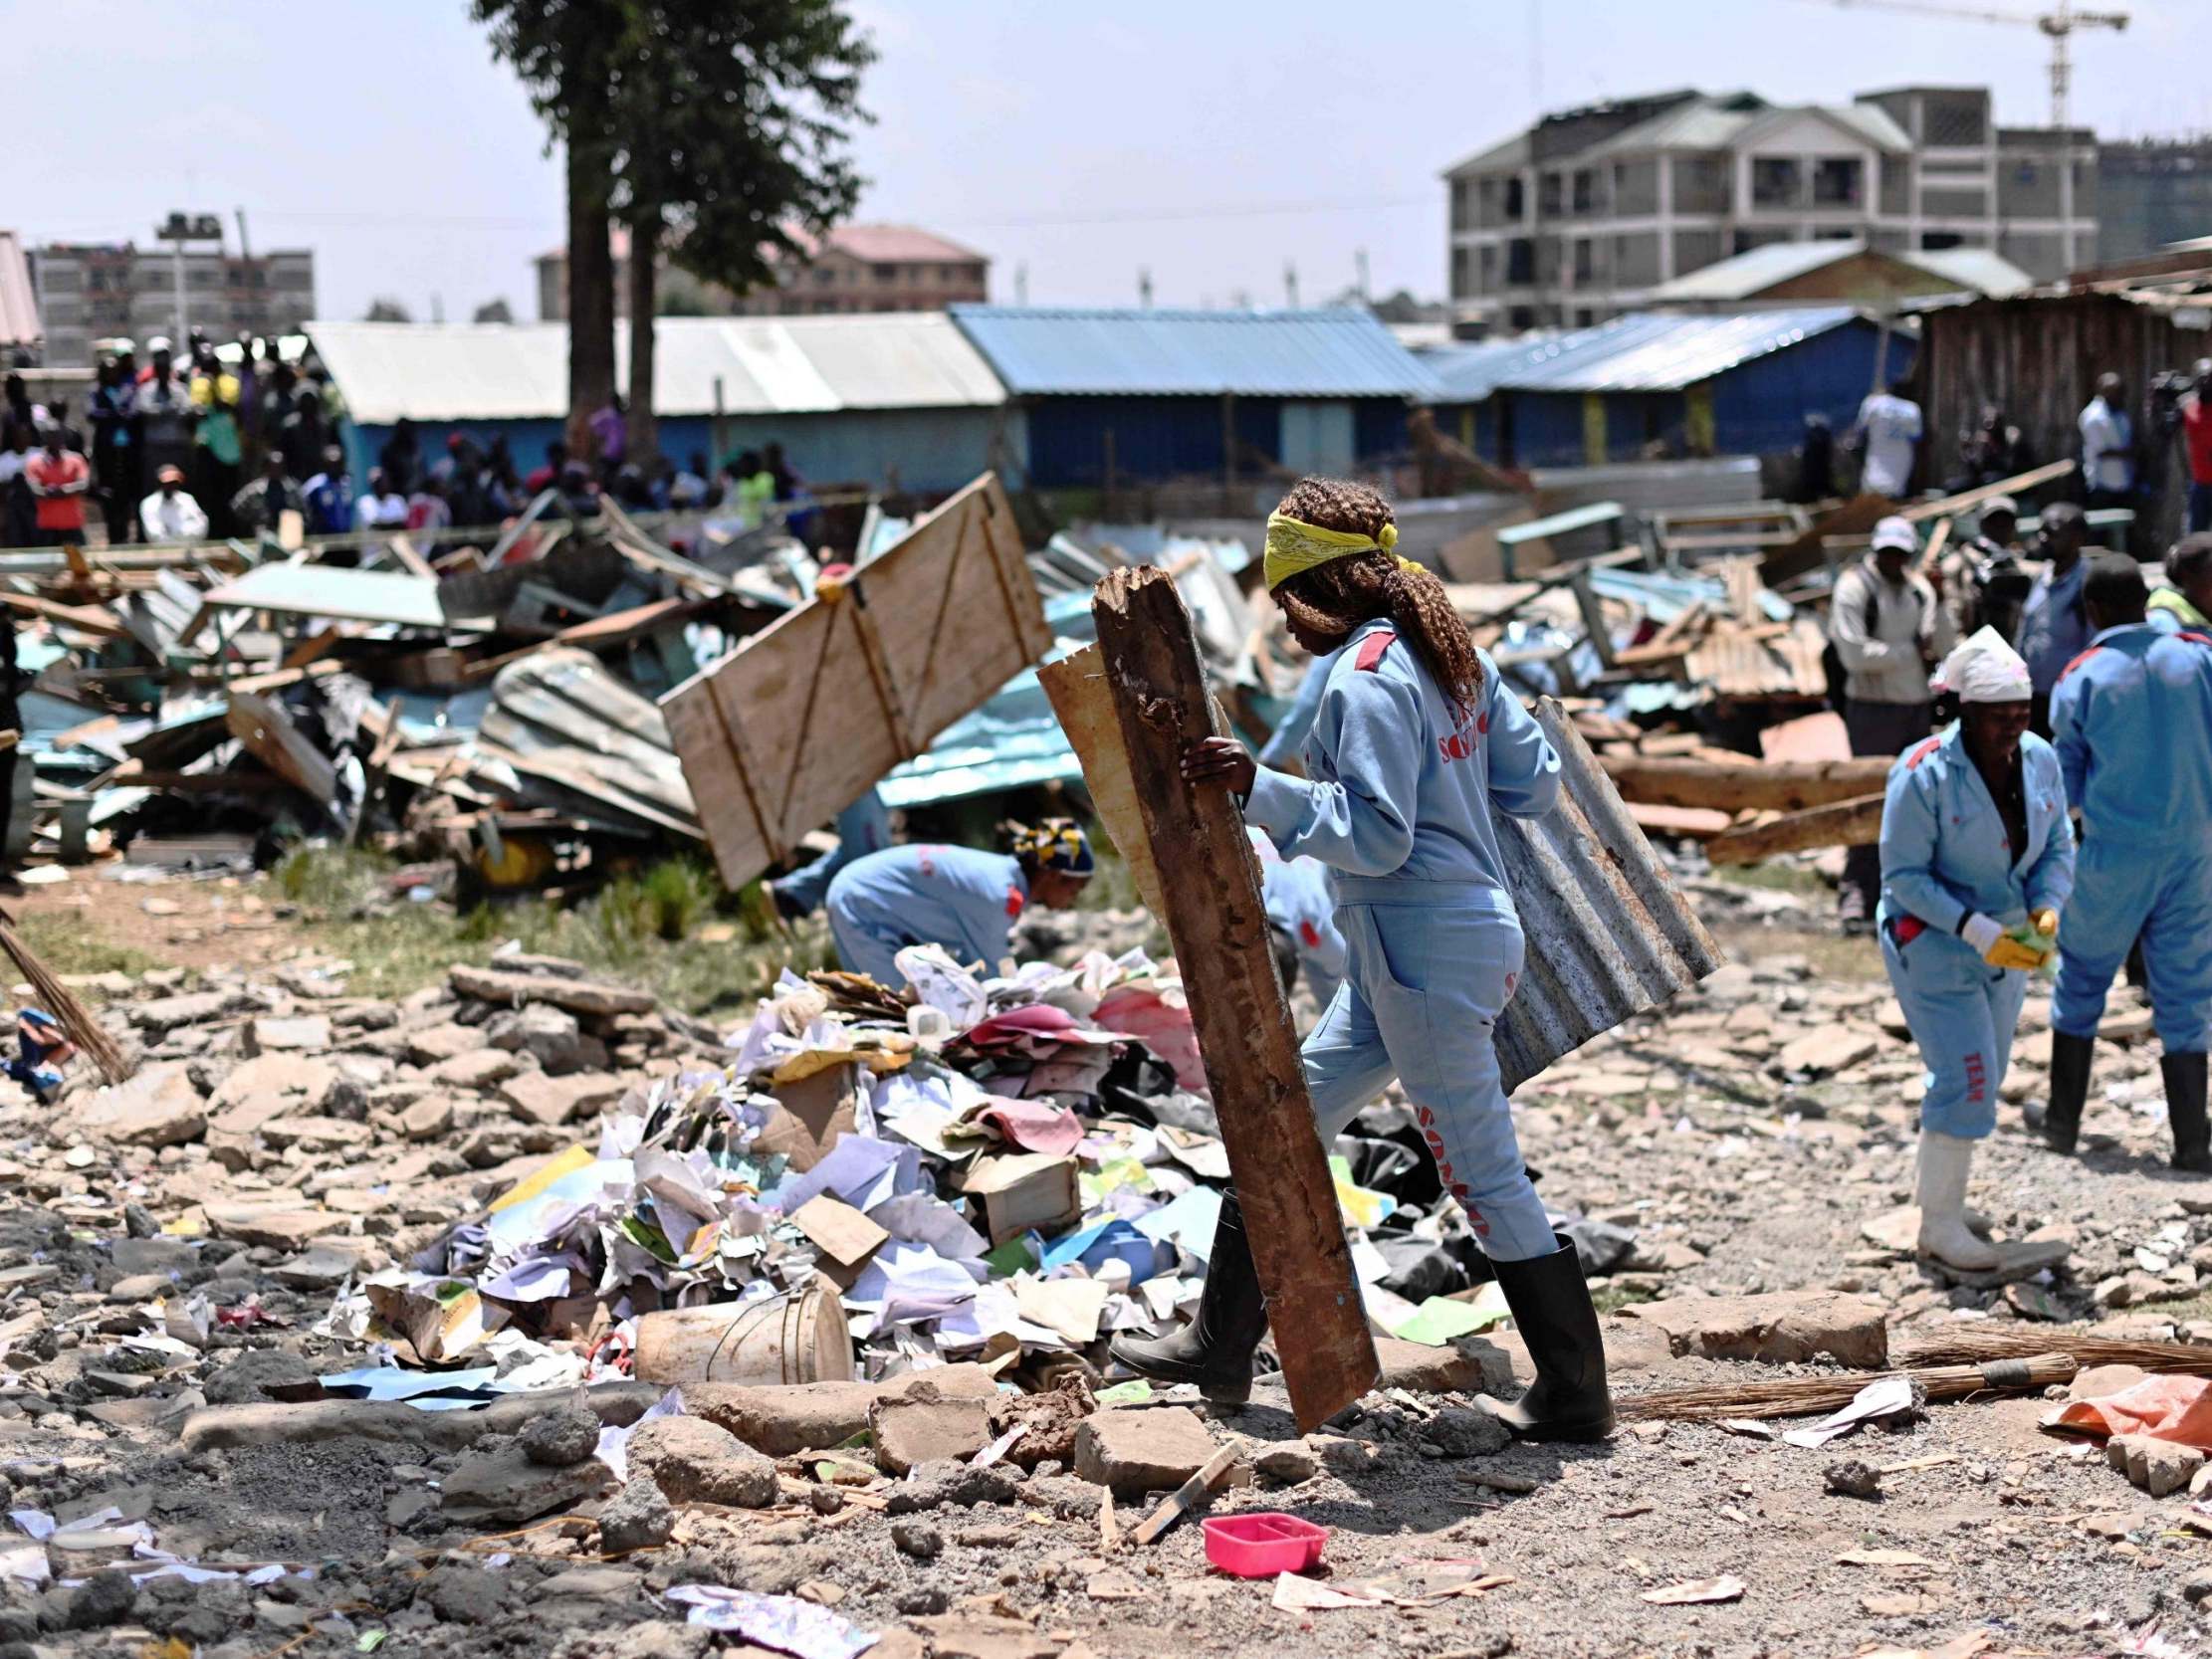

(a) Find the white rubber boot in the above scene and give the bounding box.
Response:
[1915,1131,2000,1271]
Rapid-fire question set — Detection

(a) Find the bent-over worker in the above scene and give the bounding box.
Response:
[2148,533,2212,635]
[2044,556,2212,1172]
[824,819,1093,989]
[771,789,894,921]
[1111,477,1611,1444]
[1247,826,1346,1010]
[1878,628,2075,1271]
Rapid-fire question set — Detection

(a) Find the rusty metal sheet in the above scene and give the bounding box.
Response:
[1494,699,1726,1092]
[1683,620,1828,701]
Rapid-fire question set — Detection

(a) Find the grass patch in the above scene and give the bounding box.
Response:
[1739,925,1886,984]
[282,846,837,1016]
[11,911,164,983]
[1592,1281,1659,1316]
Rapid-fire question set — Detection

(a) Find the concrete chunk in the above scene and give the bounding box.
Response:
[428,1048,525,1090]
[497,1070,625,1129]
[1073,1405,1218,1495]
[868,1385,993,1476]
[625,1415,777,1507]
[451,964,655,1017]
[79,1065,205,1148]
[243,1015,332,1055]
[441,1443,614,1526]
[683,1364,999,1457]
[1624,1289,1888,1367]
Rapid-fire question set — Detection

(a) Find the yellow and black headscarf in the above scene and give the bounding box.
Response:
[1006,817,1094,878]
[1262,512,1409,591]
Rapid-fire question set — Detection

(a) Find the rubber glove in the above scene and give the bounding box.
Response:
[1985,934,2048,972]
[2030,907,2060,942]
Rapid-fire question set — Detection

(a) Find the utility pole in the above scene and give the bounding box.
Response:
[1284,261,1299,307]
[156,212,223,346]
[1137,268,1153,309]
[1354,248,1371,303]
[1014,262,1028,306]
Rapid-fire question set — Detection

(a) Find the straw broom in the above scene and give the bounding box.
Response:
[0,910,133,1085]
[1897,1327,2212,1377]
[1621,1353,2077,1423]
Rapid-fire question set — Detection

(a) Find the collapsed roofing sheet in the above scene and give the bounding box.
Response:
[306,313,1006,426]
[1475,308,1865,395]
[203,562,448,629]
[949,305,1443,399]
[1418,330,1597,404]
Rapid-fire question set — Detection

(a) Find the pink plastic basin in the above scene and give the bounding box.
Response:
[1202,1512,1329,1577]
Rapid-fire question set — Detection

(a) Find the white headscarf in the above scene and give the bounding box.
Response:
[1935,625,2033,704]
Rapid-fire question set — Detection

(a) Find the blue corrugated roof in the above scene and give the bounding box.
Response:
[1476,308,1867,395]
[949,305,1441,399]
[1418,329,1606,403]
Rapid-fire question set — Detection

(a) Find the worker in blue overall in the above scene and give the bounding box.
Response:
[1877,627,2075,1270]
[824,819,1093,990]
[1247,826,1346,1010]
[1111,476,1609,1443]
[2044,555,2212,1172]
[768,789,893,921]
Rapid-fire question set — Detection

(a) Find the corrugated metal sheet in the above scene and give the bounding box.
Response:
[0,232,38,349]
[949,305,1442,399]
[1911,248,2034,299]
[1493,699,1725,1091]
[1648,241,1865,302]
[307,313,1006,426]
[1418,331,1593,404]
[1489,308,1864,394]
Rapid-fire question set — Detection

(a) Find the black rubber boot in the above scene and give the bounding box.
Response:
[2044,1031,2096,1154]
[1107,1189,1267,1403]
[1480,1234,1615,1443]
[2162,1051,2210,1173]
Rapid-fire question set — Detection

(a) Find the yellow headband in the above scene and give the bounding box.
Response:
[1262,512,1403,591]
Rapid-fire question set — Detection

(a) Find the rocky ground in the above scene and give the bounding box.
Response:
[2,861,2210,1659]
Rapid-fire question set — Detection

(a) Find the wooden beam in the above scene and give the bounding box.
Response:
[1037,645,1167,917]
[225,693,338,803]
[1090,565,1376,1433]
[1600,754,1893,813]
[1897,459,2075,524]
[1705,793,1884,866]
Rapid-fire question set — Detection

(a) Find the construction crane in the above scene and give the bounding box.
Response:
[1816,0,2127,271]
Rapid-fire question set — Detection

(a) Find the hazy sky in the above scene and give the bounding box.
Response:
[10,0,2205,323]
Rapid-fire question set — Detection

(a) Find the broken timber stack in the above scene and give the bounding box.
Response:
[1089,565,1378,1433]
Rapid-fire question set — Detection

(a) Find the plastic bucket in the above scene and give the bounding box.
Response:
[632,1281,853,1385]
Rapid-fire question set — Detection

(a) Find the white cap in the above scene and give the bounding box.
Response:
[1871,516,1918,554]
[1937,625,2033,704]
[145,335,172,354]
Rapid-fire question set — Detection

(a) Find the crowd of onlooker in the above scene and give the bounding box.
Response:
[0,330,814,551]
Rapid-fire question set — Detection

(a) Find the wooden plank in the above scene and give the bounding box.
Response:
[1599,754,1893,813]
[1627,801,1731,839]
[1131,1439,1240,1546]
[0,591,130,639]
[1706,793,1885,865]
[662,473,1047,890]
[225,692,338,802]
[383,534,435,578]
[1037,645,1166,917]
[1897,459,2076,524]
[1090,565,1376,1434]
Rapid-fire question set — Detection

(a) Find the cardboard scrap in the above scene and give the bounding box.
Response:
[788,1195,889,1269]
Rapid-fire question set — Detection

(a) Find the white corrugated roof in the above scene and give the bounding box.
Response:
[305,313,1005,425]
[1650,240,2036,303]
[1910,248,2035,298]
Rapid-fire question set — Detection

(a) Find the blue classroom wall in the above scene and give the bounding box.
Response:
[1019,395,1412,489]
[340,406,1021,500]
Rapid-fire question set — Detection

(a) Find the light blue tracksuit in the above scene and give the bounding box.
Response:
[1247,827,1347,1008]
[1878,726,2076,1139]
[1257,647,1339,766]
[2051,624,2212,1053]
[2017,557,2093,699]
[825,845,1027,989]
[774,789,893,916]
[1244,621,1563,1261]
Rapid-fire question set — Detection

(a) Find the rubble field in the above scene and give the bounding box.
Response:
[2,861,2209,1659]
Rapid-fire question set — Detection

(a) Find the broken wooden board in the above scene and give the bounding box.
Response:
[225,693,337,803]
[1090,565,1376,1433]
[1492,701,1727,1093]
[1599,754,1893,813]
[664,473,1052,889]
[1037,645,1167,917]
[1706,793,1884,866]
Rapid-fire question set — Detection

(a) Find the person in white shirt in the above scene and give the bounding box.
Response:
[2078,372,2135,511]
[1851,380,1923,501]
[1828,515,1955,933]
[138,464,209,542]
[352,469,409,529]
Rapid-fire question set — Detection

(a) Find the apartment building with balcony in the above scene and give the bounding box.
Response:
[1445,86,2096,332]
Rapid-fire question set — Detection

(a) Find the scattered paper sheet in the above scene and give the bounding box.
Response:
[1640,1575,1746,1604]
[662,1584,879,1659]
[1781,1375,1919,1448]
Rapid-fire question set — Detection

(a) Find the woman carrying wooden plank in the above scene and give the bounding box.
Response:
[1110,477,1613,1444]
[1877,627,2075,1271]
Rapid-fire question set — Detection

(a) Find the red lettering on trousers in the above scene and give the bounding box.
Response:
[1964,1051,1987,1105]
[1416,1107,1436,1128]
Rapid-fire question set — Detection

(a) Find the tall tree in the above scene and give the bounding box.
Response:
[477,2,873,471]
[363,298,413,322]
[475,0,621,459]
[473,298,516,323]
[608,5,875,464]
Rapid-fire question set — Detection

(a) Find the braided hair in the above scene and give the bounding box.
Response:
[1270,477,1483,718]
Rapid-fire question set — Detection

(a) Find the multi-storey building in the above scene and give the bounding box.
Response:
[1445,86,2097,332]
[28,240,315,365]
[2098,137,2212,264]
[536,223,989,321]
